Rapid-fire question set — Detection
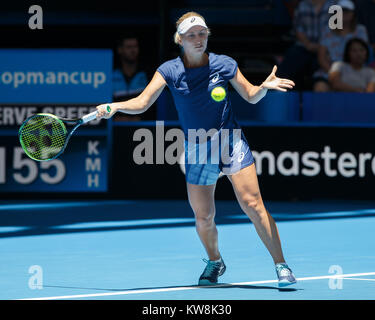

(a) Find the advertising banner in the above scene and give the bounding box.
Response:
[110,123,375,200]
[0,49,112,103]
[0,49,112,193]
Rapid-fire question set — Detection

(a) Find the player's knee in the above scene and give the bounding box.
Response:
[241,192,264,218]
[195,209,215,228]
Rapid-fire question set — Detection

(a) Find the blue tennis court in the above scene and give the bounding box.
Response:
[1,199,374,300]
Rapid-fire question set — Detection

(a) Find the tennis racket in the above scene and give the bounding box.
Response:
[18,105,111,161]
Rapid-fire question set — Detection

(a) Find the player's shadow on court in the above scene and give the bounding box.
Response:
[201,283,300,292]
[43,283,301,294]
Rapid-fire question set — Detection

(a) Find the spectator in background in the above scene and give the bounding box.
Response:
[277,0,336,90]
[313,0,369,91]
[328,37,375,92]
[113,36,148,121]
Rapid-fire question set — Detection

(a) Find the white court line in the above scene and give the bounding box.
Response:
[341,278,375,281]
[18,271,375,300]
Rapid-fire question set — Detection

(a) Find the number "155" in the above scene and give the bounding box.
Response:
[0,147,66,184]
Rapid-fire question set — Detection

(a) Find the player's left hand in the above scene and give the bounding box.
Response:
[261,65,295,92]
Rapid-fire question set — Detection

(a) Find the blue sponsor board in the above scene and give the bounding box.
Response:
[0,135,108,192]
[0,49,112,192]
[0,49,112,103]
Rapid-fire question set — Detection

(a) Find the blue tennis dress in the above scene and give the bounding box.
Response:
[157,52,254,185]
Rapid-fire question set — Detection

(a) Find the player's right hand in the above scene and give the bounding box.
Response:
[96,103,117,119]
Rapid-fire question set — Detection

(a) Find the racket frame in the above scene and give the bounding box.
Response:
[18,106,109,161]
[19,112,92,161]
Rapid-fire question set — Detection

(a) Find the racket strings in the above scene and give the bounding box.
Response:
[19,115,67,161]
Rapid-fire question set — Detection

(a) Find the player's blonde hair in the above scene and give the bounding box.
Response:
[173,11,211,45]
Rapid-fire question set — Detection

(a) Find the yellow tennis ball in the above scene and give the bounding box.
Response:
[211,86,226,102]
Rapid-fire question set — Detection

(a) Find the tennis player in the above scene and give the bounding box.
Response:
[96,12,297,287]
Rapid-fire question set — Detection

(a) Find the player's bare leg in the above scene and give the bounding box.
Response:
[227,163,285,264]
[187,183,226,285]
[187,183,220,261]
[227,163,296,286]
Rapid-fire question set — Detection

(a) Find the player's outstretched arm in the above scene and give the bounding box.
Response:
[96,71,167,119]
[230,66,295,104]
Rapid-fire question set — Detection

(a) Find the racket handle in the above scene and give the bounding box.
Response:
[81,105,112,124]
[81,111,98,124]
